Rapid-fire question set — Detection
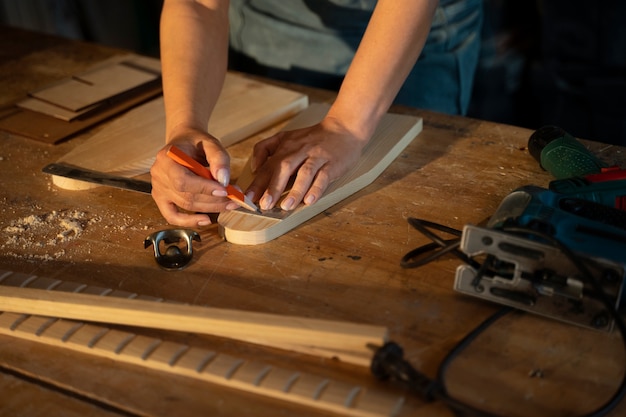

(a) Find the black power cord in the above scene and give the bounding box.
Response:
[373,217,626,417]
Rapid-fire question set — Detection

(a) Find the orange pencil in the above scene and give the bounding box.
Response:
[166,145,261,214]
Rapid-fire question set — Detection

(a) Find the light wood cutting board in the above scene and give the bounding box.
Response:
[52,73,308,190]
[217,103,423,245]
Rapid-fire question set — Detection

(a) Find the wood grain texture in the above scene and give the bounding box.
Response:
[0,269,402,417]
[27,61,158,112]
[0,311,403,417]
[3,28,626,417]
[0,371,122,417]
[217,103,423,245]
[0,270,386,366]
[52,72,308,190]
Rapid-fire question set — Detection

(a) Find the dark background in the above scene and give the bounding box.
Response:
[2,0,625,145]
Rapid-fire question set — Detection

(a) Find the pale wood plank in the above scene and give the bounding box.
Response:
[0,311,404,417]
[52,72,308,190]
[217,103,423,245]
[28,62,158,112]
[16,97,100,121]
[0,282,386,366]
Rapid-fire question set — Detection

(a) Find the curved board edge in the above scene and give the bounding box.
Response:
[218,104,423,245]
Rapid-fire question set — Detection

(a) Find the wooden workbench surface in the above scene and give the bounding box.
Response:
[1,26,625,417]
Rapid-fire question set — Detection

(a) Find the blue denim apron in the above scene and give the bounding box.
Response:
[229,0,482,115]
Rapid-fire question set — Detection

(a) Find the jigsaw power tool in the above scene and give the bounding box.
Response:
[454,185,626,331]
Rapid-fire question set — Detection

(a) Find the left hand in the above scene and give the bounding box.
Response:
[246,116,369,211]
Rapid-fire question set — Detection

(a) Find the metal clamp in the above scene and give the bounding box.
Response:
[144,229,201,271]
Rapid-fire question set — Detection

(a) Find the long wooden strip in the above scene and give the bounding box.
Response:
[217,103,423,245]
[0,271,385,366]
[0,311,403,417]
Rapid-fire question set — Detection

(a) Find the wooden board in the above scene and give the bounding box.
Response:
[17,97,101,121]
[51,73,309,190]
[0,270,385,366]
[0,54,163,143]
[217,103,423,245]
[26,61,159,112]
[0,82,162,144]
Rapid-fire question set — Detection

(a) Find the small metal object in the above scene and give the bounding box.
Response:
[144,229,201,270]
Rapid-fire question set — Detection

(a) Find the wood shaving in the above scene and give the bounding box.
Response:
[1,209,101,261]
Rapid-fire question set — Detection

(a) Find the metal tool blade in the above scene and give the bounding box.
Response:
[243,206,292,220]
[42,163,152,194]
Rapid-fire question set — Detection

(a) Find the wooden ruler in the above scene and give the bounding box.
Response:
[0,270,403,417]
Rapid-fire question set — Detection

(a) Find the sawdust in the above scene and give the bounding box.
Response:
[1,209,101,261]
[1,203,153,262]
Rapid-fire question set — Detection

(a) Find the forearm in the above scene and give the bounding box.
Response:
[328,0,438,141]
[160,0,230,142]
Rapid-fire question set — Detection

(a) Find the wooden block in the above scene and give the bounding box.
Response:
[0,81,161,144]
[51,72,308,190]
[16,97,100,121]
[0,54,162,143]
[217,103,423,245]
[28,62,159,112]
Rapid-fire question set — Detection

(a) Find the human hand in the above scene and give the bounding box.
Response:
[150,128,239,227]
[246,116,369,211]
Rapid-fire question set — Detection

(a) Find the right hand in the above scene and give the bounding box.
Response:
[150,127,239,227]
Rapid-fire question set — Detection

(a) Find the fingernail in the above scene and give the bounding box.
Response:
[245,191,255,201]
[198,219,212,226]
[249,159,256,173]
[304,194,316,205]
[281,197,295,211]
[260,194,273,210]
[216,168,230,186]
[212,189,228,197]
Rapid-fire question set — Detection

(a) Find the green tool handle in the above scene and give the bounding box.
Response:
[528,126,607,179]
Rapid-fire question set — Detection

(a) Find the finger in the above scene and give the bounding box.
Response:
[251,134,281,173]
[302,164,332,206]
[152,160,231,215]
[244,165,272,205]
[258,154,308,210]
[153,180,229,216]
[279,158,327,211]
